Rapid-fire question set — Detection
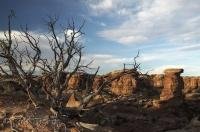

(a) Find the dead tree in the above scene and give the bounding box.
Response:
[0,12,142,117]
[123,50,141,78]
[0,11,41,107]
[39,17,87,110]
[39,17,141,114]
[41,19,143,114]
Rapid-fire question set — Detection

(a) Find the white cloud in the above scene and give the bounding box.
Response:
[116,35,147,44]
[89,0,113,12]
[176,43,200,51]
[82,53,137,73]
[150,65,200,76]
[82,52,197,75]
[85,0,114,15]
[0,30,51,50]
[85,0,138,16]
[83,53,124,66]
[93,0,200,45]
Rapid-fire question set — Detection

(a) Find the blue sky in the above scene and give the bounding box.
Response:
[0,0,200,75]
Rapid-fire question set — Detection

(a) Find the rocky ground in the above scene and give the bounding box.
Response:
[0,88,199,132]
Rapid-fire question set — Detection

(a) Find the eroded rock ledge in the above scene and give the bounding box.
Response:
[0,68,199,103]
[66,68,200,101]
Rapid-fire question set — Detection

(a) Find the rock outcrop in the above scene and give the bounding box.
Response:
[183,77,200,100]
[111,73,137,96]
[68,73,94,91]
[183,77,199,93]
[160,68,184,101]
[66,94,81,108]
[41,68,200,103]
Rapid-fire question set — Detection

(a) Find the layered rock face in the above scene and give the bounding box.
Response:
[111,74,137,96]
[67,70,138,96]
[183,77,200,100]
[41,68,200,105]
[183,77,199,94]
[149,73,200,101]
[160,69,184,101]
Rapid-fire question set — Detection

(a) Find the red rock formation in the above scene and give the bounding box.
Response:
[111,73,137,96]
[183,77,198,94]
[42,69,200,99]
[149,74,200,100]
[68,73,94,91]
[183,77,200,100]
[160,68,184,101]
[66,93,81,108]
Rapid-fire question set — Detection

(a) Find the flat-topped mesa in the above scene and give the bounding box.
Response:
[160,68,184,102]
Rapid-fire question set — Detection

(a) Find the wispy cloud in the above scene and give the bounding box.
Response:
[82,53,137,73]
[89,0,200,45]
[84,0,139,16]
[88,0,114,14]
[0,30,51,49]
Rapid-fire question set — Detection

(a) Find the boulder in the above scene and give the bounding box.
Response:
[66,94,81,108]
